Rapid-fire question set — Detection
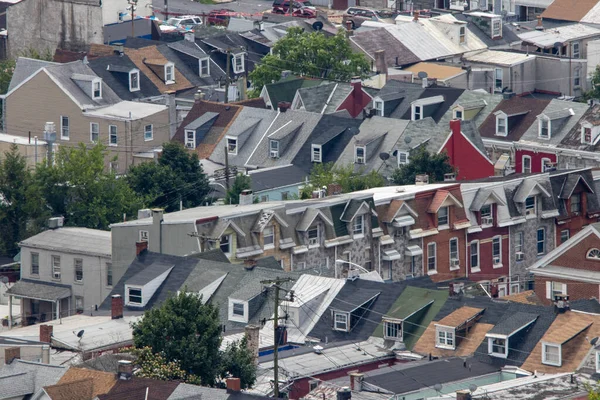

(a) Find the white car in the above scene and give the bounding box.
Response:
[165,15,203,30]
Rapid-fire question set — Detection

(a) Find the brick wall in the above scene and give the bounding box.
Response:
[534,275,599,306]
[553,235,600,272]
[424,229,466,283]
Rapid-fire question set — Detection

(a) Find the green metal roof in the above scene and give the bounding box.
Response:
[372,286,448,350]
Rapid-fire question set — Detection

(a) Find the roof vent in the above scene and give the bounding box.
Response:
[415,174,429,185]
[313,345,324,354]
[535,15,543,31]
[554,294,570,313]
[48,217,64,229]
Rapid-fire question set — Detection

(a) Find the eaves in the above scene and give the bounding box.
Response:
[18,243,111,259]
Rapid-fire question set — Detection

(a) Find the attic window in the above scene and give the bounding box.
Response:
[374,100,384,116]
[459,26,466,44]
[334,312,349,331]
[200,58,210,76]
[227,137,238,155]
[539,119,550,139]
[413,105,422,121]
[492,19,501,37]
[233,54,245,74]
[488,337,507,358]
[185,130,196,149]
[453,108,463,120]
[270,140,279,158]
[582,126,592,144]
[128,287,143,305]
[384,320,402,340]
[92,79,102,99]
[398,151,409,165]
[436,327,455,349]
[495,114,507,136]
[542,343,561,366]
[587,248,600,260]
[164,62,175,83]
[355,146,365,164]
[129,71,140,92]
[311,144,322,163]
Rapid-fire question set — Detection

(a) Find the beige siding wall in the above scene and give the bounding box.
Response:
[5,71,170,174]
[0,142,48,169]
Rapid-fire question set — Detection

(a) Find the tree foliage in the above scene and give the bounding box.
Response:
[391,147,454,185]
[133,346,201,384]
[248,27,371,97]
[132,290,256,388]
[224,174,252,205]
[0,47,54,95]
[35,143,142,229]
[0,144,47,256]
[300,163,386,198]
[584,65,600,101]
[126,142,210,212]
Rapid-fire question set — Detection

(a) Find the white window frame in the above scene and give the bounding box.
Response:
[437,206,449,227]
[232,302,245,316]
[427,242,437,273]
[547,281,567,299]
[587,248,600,260]
[164,62,175,83]
[31,252,39,276]
[227,137,238,155]
[109,125,118,146]
[92,78,102,99]
[311,144,322,163]
[453,108,463,120]
[495,113,507,136]
[374,100,384,116]
[582,126,593,144]
[412,104,422,121]
[398,151,409,165]
[233,54,245,74]
[269,140,279,158]
[220,234,232,256]
[199,58,210,76]
[60,116,69,140]
[574,68,581,87]
[355,146,365,164]
[488,336,508,358]
[492,236,502,267]
[571,193,581,214]
[492,18,501,37]
[129,70,140,92]
[139,230,149,242]
[449,237,459,270]
[90,122,99,143]
[480,204,493,226]
[144,124,153,141]
[263,226,275,249]
[525,196,536,217]
[494,68,503,92]
[541,157,552,172]
[436,327,455,349]
[542,342,561,366]
[459,26,466,43]
[470,240,480,271]
[353,215,364,238]
[539,118,550,139]
[308,226,320,247]
[127,286,143,305]
[560,229,570,244]
[384,320,402,340]
[515,231,524,253]
[522,155,532,174]
[185,130,196,149]
[537,227,545,255]
[52,255,61,280]
[572,42,580,59]
[334,312,348,332]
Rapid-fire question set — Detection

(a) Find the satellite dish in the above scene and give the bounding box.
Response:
[404,136,412,144]
[469,384,478,393]
[77,330,85,338]
[433,383,443,392]
[379,152,390,161]
[417,71,428,79]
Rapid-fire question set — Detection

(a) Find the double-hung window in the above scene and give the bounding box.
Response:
[437,206,449,226]
[220,235,232,256]
[334,312,348,331]
[353,215,364,237]
[106,262,113,286]
[233,54,245,74]
[90,122,99,143]
[61,116,69,140]
[522,156,532,174]
[263,226,274,249]
[52,256,61,280]
[437,329,454,348]
[31,253,39,275]
[570,193,581,213]
[144,125,153,141]
[128,288,142,305]
[449,238,459,270]
[74,259,83,282]
[537,228,546,255]
[398,152,409,165]
[525,196,536,216]
[227,138,238,154]
[560,229,570,244]
[109,125,118,146]
[384,321,402,340]
[543,343,561,366]
[374,100,383,116]
[492,236,501,266]
[470,241,480,270]
[129,71,140,91]
[308,227,319,246]
[311,145,322,163]
[185,130,196,149]
[427,242,437,272]
[200,58,210,76]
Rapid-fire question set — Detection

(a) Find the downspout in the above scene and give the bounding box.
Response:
[334,246,338,278]
[465,229,469,279]
[378,240,381,278]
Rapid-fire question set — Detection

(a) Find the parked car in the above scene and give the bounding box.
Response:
[342,7,393,29]
[207,9,236,26]
[272,0,316,15]
[165,15,203,30]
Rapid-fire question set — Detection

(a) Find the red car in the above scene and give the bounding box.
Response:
[272,0,317,18]
[207,9,236,26]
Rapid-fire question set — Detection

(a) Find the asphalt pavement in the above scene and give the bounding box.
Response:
[151,0,272,19]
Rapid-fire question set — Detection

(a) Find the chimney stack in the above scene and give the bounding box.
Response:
[337,387,352,400]
[136,241,148,256]
[456,390,472,400]
[535,15,543,30]
[413,11,419,21]
[345,20,353,36]
[117,360,133,380]
[42,345,50,364]
[111,294,124,319]
[4,347,20,364]
[277,101,291,112]
[349,373,364,391]
[239,189,254,205]
[244,324,260,364]
[184,32,195,42]
[40,325,53,344]
[149,209,163,253]
[415,174,429,185]
[374,50,387,77]
[226,378,241,393]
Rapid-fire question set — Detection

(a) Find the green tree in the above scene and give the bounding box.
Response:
[584,65,600,101]
[219,335,257,389]
[224,174,252,205]
[0,144,47,256]
[132,347,201,384]
[585,381,600,400]
[126,142,210,212]
[132,291,223,386]
[0,48,54,95]
[35,143,142,229]
[248,27,371,97]
[391,147,454,185]
[300,163,386,197]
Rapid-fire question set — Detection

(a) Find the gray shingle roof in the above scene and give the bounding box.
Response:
[296,82,338,113]
[185,112,219,130]
[126,262,174,286]
[519,99,589,145]
[6,279,71,301]
[19,227,111,258]
[0,360,67,399]
[8,57,58,93]
[250,165,308,192]
[487,311,538,336]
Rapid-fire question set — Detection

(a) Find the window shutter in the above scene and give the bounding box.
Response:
[562,283,567,295]
[546,281,552,299]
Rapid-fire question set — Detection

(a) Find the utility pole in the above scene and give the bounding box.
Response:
[164,0,169,19]
[224,146,230,191]
[260,277,294,398]
[128,0,138,38]
[225,49,231,104]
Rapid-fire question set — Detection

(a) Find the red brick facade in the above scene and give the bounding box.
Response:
[534,275,599,306]
[515,149,557,174]
[556,187,598,244]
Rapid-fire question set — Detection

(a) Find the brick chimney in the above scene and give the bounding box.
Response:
[40,325,53,343]
[345,20,353,37]
[4,347,20,364]
[413,10,419,22]
[149,209,163,253]
[349,372,364,391]
[136,241,148,256]
[277,101,291,112]
[244,324,260,364]
[535,15,543,30]
[243,259,257,271]
[226,377,241,392]
[350,77,363,118]
[374,50,387,77]
[111,294,124,320]
[456,390,472,400]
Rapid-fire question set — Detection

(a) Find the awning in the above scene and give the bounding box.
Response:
[383,249,401,261]
[494,154,510,170]
[379,235,395,246]
[393,216,415,227]
[405,245,423,256]
[7,279,71,302]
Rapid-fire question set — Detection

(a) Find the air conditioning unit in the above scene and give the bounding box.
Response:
[270,150,279,159]
[48,216,64,229]
[308,237,318,246]
[515,252,524,261]
[356,156,365,164]
[185,142,194,149]
[493,256,501,265]
[481,217,493,226]
[451,258,459,268]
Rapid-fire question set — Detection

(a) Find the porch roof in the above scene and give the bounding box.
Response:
[6,279,71,302]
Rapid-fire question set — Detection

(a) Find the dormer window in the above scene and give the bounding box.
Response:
[525,196,536,216]
[233,54,244,74]
[127,287,143,305]
[570,193,581,213]
[374,100,384,116]
[437,327,455,349]
[437,206,449,226]
[164,63,175,83]
[353,215,364,237]
[227,137,238,155]
[583,126,592,144]
[185,130,196,149]
[200,58,210,76]
[496,114,507,136]
[129,71,140,92]
[270,140,279,158]
[542,343,561,366]
[307,226,320,247]
[384,320,402,340]
[413,105,422,120]
[492,19,501,37]
[398,151,409,165]
[92,79,102,99]
[539,119,550,139]
[480,204,493,226]
[453,108,463,120]
[263,226,275,249]
[459,26,466,44]
[311,144,322,163]
[355,146,365,164]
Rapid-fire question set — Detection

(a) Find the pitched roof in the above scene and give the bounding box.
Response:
[541,0,597,23]
[44,378,94,400]
[0,360,67,398]
[437,306,483,328]
[97,377,179,400]
[350,27,421,66]
[6,279,71,301]
[502,290,543,306]
[518,24,600,48]
[19,227,111,258]
[124,45,193,93]
[249,165,308,192]
[9,57,58,92]
[487,312,538,336]
[478,96,551,141]
[263,77,323,108]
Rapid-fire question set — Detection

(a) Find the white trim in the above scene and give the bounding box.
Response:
[398,151,409,165]
[354,145,365,164]
[199,57,210,77]
[129,70,140,92]
[91,77,102,100]
[492,235,502,268]
[164,62,175,84]
[522,155,532,174]
[488,336,508,358]
[449,237,459,271]
[495,112,508,136]
[233,54,245,74]
[427,242,437,274]
[226,136,238,155]
[470,240,480,272]
[109,125,118,147]
[60,115,70,140]
[311,144,322,163]
[144,124,153,141]
[185,129,196,149]
[542,342,561,366]
[90,122,99,143]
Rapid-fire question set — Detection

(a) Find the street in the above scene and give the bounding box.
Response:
[151,0,272,19]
